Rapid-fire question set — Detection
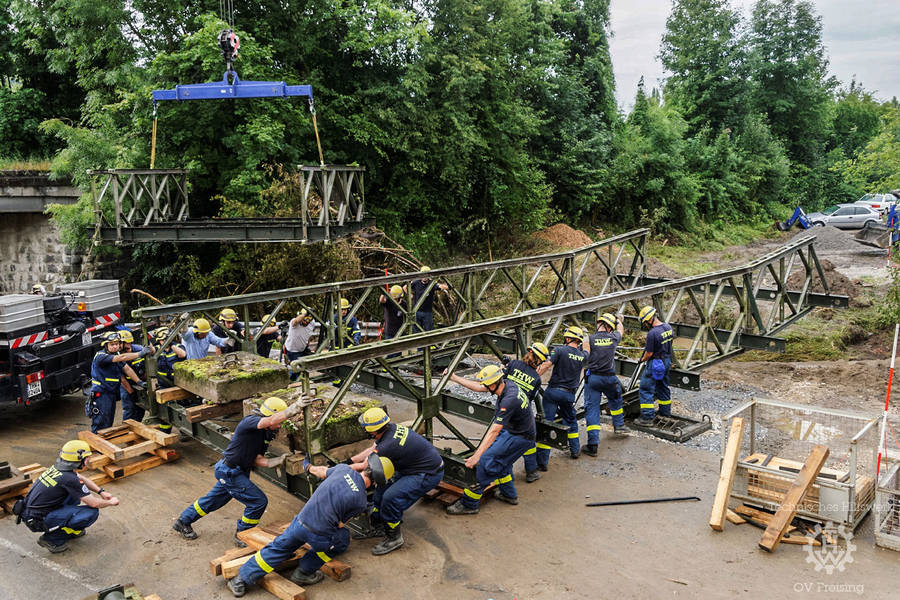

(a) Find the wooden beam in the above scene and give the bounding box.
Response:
[258,572,306,600]
[710,417,745,531]
[210,547,256,576]
[123,419,178,446]
[96,424,131,437]
[117,440,160,461]
[155,386,196,404]
[725,509,746,525]
[185,401,242,423]
[77,430,122,460]
[759,445,830,553]
[236,524,351,582]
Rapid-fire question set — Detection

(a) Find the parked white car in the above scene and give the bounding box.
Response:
[806,204,881,229]
[854,193,897,216]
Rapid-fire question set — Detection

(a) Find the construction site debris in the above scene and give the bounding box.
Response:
[785,258,861,300]
[533,223,593,249]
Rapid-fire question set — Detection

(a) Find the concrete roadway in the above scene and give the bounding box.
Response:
[0,394,898,600]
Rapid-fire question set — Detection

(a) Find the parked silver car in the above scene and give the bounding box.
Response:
[806,204,881,229]
[854,192,897,216]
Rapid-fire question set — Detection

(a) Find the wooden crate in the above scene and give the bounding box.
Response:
[76,421,179,485]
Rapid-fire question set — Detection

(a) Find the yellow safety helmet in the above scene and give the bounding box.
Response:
[261,314,272,325]
[367,454,395,486]
[340,298,351,310]
[59,440,92,462]
[154,327,171,341]
[563,325,585,341]
[358,407,390,432]
[639,306,657,325]
[118,329,134,344]
[32,284,43,293]
[476,364,504,387]
[218,308,238,322]
[298,308,312,323]
[259,397,288,416]
[598,313,617,330]
[389,285,403,300]
[100,331,121,347]
[419,265,431,272]
[528,342,550,362]
[193,318,211,333]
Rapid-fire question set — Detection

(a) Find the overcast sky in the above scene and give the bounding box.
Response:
[609,0,900,110]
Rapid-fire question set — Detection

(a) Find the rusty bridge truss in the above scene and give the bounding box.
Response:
[90,165,371,244]
[133,230,847,492]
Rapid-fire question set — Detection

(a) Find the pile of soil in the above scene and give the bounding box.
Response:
[785,258,862,300]
[791,226,860,252]
[534,224,593,249]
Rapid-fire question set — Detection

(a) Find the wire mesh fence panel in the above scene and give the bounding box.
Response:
[723,398,878,528]
[875,415,900,550]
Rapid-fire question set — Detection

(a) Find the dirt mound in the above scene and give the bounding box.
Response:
[785,258,862,300]
[791,226,860,252]
[534,224,593,249]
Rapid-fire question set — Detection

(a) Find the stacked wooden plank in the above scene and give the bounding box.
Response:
[76,420,179,486]
[425,480,497,506]
[0,463,45,515]
[208,522,351,600]
[156,385,245,423]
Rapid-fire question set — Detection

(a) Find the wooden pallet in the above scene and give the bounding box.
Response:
[209,523,352,600]
[76,421,179,486]
[0,463,45,515]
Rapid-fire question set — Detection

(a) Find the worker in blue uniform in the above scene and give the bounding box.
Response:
[379,285,406,340]
[636,306,675,425]
[536,325,587,461]
[213,308,244,354]
[181,316,229,359]
[18,441,120,553]
[117,329,152,423]
[226,456,393,597]
[173,397,302,547]
[446,364,535,514]
[332,298,361,348]
[406,266,449,332]
[88,331,147,433]
[583,313,627,454]
[348,407,444,555]
[505,342,548,483]
[153,327,186,389]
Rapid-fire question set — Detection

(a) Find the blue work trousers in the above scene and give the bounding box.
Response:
[415,311,434,332]
[120,387,146,423]
[40,497,100,545]
[285,349,311,381]
[87,390,117,433]
[239,518,350,585]
[461,430,533,508]
[179,460,268,532]
[639,357,672,419]
[536,387,579,464]
[586,374,624,442]
[372,469,444,528]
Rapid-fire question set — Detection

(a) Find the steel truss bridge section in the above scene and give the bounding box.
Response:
[135,233,846,489]
[89,165,367,244]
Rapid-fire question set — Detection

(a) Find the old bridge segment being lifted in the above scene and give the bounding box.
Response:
[88,166,370,244]
[132,229,846,492]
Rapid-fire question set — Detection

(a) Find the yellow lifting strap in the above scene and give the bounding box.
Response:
[150,102,158,170]
[309,99,325,167]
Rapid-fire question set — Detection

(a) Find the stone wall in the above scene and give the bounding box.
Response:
[0,213,83,294]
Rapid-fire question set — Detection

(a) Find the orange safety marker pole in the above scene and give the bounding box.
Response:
[876,323,900,479]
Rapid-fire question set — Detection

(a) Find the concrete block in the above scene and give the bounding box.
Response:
[174,352,290,403]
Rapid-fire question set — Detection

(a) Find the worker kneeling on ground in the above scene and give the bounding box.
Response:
[446,364,535,514]
[536,326,587,460]
[583,313,627,451]
[635,306,674,425]
[348,407,444,555]
[173,397,300,546]
[16,441,120,553]
[226,455,393,597]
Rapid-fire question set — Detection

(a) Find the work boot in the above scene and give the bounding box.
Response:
[634,416,655,426]
[583,444,598,457]
[371,526,404,555]
[234,530,247,548]
[289,567,324,586]
[226,576,246,597]
[173,518,198,540]
[537,463,549,472]
[525,470,541,483]
[614,426,629,436]
[494,489,519,505]
[69,530,86,538]
[37,535,69,553]
[570,449,580,459]
[445,499,479,515]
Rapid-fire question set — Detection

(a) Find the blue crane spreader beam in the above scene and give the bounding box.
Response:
[152,71,313,102]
